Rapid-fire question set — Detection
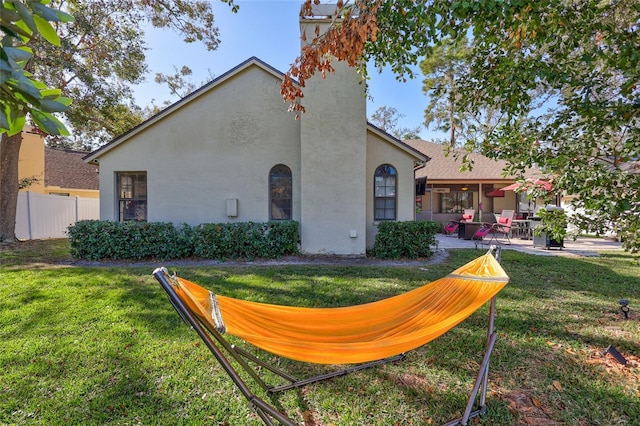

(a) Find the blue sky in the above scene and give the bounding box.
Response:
[134,0,443,140]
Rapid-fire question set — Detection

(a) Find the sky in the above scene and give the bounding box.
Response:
[133,0,444,140]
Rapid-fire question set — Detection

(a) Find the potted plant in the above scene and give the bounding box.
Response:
[534,207,567,249]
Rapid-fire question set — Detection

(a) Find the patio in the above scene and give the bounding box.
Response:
[435,233,622,257]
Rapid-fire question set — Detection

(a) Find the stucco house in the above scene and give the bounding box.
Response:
[405,140,558,228]
[84,5,426,255]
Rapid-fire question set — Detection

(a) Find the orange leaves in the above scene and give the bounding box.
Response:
[280,74,305,114]
[368,18,379,42]
[531,395,542,407]
[357,20,369,43]
[302,409,318,426]
[281,0,381,113]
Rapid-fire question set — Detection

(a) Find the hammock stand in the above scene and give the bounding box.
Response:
[153,247,506,426]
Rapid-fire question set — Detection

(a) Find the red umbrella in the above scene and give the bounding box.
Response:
[500,179,552,192]
[486,189,505,197]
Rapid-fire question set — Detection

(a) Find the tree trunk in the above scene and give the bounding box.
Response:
[0,132,23,242]
[447,71,456,147]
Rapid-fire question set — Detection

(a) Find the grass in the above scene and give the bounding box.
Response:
[1,240,639,425]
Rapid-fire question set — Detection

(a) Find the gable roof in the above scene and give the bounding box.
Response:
[404,139,531,182]
[84,57,289,163]
[45,147,99,190]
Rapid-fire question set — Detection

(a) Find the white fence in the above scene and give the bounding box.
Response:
[16,191,100,240]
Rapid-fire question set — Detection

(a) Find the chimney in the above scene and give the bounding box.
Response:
[298,3,368,255]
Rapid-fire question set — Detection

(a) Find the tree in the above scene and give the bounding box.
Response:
[369,106,422,140]
[31,0,235,148]
[421,37,470,147]
[152,65,216,110]
[1,0,73,243]
[283,0,640,251]
[1,0,73,136]
[0,0,237,242]
[420,37,506,151]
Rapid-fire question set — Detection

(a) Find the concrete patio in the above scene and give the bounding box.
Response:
[435,233,623,257]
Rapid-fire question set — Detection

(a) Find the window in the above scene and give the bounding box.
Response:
[269,164,292,220]
[117,172,147,222]
[374,164,397,220]
[440,191,473,214]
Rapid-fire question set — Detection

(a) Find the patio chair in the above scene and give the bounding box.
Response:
[154,248,509,426]
[443,209,475,235]
[474,210,515,249]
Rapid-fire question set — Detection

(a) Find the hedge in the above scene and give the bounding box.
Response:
[67,220,300,261]
[370,220,440,259]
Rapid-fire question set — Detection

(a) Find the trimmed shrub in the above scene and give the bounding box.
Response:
[370,220,440,259]
[68,220,299,261]
[67,220,194,260]
[191,221,300,260]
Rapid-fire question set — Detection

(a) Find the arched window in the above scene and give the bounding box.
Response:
[374,164,397,220]
[269,164,292,220]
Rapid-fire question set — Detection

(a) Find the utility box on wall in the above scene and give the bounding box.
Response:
[227,198,238,217]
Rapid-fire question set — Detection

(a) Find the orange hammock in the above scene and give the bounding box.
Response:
[170,251,508,365]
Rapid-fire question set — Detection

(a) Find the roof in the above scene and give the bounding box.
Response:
[404,139,537,182]
[45,147,99,190]
[84,56,289,163]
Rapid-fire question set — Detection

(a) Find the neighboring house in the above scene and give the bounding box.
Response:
[14,127,99,240]
[84,5,426,255]
[404,140,558,227]
[18,126,99,198]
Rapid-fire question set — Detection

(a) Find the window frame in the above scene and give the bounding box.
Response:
[374,164,397,221]
[440,191,473,214]
[116,171,147,222]
[269,164,292,221]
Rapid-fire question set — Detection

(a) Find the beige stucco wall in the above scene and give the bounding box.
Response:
[492,193,515,215]
[366,132,418,248]
[298,14,368,255]
[97,65,301,225]
[18,130,46,193]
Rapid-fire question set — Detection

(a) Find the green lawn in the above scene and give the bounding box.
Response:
[1,240,639,425]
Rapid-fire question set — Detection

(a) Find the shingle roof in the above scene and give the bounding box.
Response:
[404,139,536,182]
[45,147,99,190]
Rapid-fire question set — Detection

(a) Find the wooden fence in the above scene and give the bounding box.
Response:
[16,191,99,240]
